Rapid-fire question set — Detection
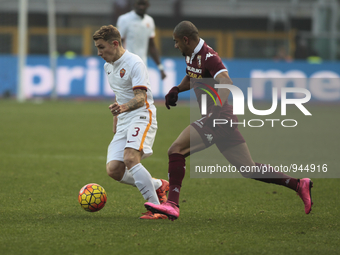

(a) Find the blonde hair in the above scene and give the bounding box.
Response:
[93,25,122,45]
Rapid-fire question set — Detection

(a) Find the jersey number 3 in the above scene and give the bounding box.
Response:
[132,127,140,137]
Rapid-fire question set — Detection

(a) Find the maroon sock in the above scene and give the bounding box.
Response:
[167,153,186,205]
[253,163,298,191]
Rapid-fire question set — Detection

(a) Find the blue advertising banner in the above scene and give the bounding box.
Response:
[0,56,339,101]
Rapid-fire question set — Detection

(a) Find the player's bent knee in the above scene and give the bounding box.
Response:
[168,143,182,156]
[123,150,140,169]
[106,164,117,179]
[123,158,135,169]
[106,161,124,181]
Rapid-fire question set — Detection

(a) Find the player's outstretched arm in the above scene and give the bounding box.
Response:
[149,38,166,80]
[177,75,191,92]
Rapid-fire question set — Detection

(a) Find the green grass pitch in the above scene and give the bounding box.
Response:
[0,100,339,255]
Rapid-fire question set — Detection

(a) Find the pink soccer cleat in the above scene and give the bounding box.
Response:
[144,201,180,221]
[296,178,313,214]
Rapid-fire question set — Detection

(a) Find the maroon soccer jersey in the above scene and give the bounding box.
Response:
[185,39,228,113]
[187,39,246,150]
[185,40,226,79]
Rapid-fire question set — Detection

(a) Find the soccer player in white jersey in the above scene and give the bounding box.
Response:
[117,0,166,80]
[93,25,168,219]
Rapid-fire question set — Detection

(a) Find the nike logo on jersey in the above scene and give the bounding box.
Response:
[107,71,111,75]
[127,141,135,143]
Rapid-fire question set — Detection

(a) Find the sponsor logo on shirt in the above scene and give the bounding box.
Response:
[187,66,202,74]
[188,72,202,79]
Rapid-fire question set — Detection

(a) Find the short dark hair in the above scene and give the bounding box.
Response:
[174,21,199,40]
[93,25,121,45]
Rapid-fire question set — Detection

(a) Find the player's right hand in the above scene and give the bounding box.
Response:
[165,86,180,109]
[109,102,121,116]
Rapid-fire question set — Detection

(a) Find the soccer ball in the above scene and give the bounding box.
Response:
[78,183,107,212]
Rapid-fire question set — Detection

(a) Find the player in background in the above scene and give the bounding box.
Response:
[93,25,168,219]
[117,0,166,80]
[145,21,313,220]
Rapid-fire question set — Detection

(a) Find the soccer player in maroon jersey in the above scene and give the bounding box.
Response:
[145,21,313,220]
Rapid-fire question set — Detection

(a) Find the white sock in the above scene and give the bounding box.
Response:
[129,163,160,205]
[119,169,136,187]
[153,178,162,190]
[120,168,162,190]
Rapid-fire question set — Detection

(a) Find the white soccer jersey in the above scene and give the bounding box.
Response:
[104,50,156,129]
[117,10,155,65]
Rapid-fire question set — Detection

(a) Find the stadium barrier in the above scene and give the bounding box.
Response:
[0,56,339,101]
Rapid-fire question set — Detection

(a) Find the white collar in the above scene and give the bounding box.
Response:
[111,50,128,65]
[189,38,204,64]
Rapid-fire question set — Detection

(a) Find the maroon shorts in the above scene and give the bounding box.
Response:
[191,105,245,152]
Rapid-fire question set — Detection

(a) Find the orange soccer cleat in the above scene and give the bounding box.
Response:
[156,179,169,204]
[140,210,167,219]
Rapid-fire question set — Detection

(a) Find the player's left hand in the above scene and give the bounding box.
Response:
[165,86,179,109]
[203,105,222,127]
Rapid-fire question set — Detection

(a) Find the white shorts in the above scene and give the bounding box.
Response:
[106,115,157,164]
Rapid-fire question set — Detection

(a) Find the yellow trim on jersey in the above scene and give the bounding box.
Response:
[139,108,152,151]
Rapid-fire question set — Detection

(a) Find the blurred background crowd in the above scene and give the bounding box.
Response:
[0,0,339,61]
